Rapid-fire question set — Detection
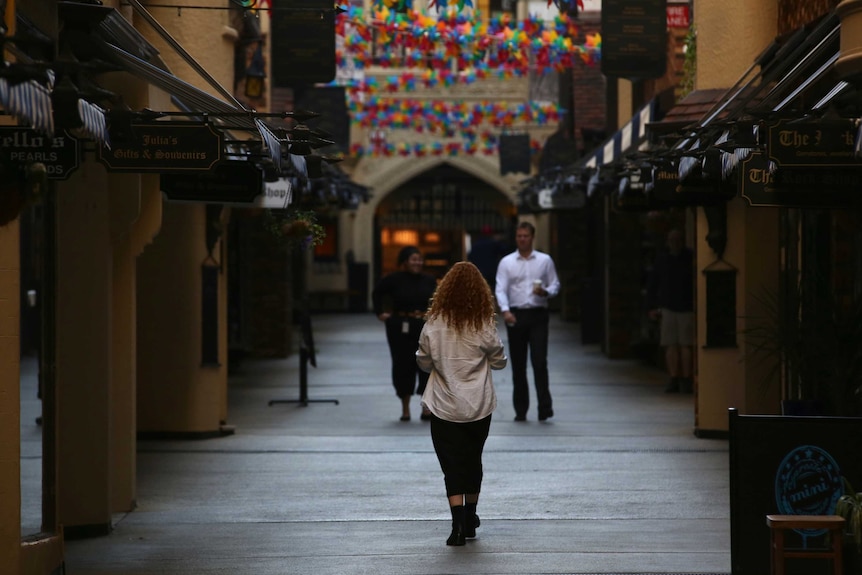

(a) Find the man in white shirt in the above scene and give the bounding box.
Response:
[495,221,560,422]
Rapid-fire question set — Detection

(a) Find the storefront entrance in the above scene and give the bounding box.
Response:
[374,164,516,281]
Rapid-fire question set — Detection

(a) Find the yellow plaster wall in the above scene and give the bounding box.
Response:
[693,0,780,432]
[55,162,113,529]
[137,203,227,433]
[139,1,235,98]
[695,0,779,90]
[0,219,20,573]
[108,173,143,512]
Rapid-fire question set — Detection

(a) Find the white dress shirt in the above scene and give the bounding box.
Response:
[494,249,560,312]
[416,318,507,423]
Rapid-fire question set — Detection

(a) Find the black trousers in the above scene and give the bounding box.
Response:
[505,307,553,417]
[430,414,492,497]
[385,316,429,397]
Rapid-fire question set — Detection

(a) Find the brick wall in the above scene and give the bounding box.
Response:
[571,17,607,155]
[779,0,840,34]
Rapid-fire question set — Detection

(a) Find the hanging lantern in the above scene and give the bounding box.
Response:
[244,44,267,99]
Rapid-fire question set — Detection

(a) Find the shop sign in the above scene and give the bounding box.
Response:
[650,166,681,204]
[650,165,731,207]
[98,122,222,173]
[271,0,336,86]
[258,178,293,209]
[729,410,862,575]
[740,150,862,207]
[601,0,667,79]
[537,186,586,210]
[766,118,862,167]
[499,133,531,175]
[551,188,586,210]
[612,188,650,212]
[0,128,79,180]
[667,2,691,28]
[160,162,263,204]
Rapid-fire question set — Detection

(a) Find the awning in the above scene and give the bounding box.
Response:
[0,74,54,134]
[578,98,657,171]
[55,1,294,173]
[516,93,669,211]
[98,42,281,168]
[635,9,849,207]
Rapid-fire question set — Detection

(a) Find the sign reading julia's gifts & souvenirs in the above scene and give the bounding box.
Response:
[98,122,222,172]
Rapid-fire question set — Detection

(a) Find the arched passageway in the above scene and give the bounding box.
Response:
[374,163,516,281]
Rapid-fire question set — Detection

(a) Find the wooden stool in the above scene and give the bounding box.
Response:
[766,514,845,575]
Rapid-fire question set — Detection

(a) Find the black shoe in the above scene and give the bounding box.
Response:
[464,514,480,538]
[664,377,680,393]
[447,524,466,546]
[420,409,432,421]
[514,414,526,422]
[538,409,554,421]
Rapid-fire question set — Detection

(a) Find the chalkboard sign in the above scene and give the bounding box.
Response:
[160,162,262,204]
[293,86,349,152]
[728,409,862,575]
[704,268,736,348]
[271,0,336,86]
[601,0,667,79]
[499,133,530,175]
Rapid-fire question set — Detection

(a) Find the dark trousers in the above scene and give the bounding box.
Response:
[430,414,492,497]
[385,316,429,397]
[506,307,553,417]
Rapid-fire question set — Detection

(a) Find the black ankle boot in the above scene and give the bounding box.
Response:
[447,505,466,546]
[464,502,479,538]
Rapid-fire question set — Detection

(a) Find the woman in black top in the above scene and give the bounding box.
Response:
[372,246,438,421]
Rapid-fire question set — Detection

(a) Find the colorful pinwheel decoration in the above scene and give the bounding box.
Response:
[334,2,601,158]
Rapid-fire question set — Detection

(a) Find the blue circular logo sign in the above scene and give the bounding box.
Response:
[775,444,842,535]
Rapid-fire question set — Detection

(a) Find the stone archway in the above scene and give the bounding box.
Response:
[349,155,520,282]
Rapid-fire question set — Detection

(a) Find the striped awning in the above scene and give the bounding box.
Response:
[103,43,287,172]
[73,98,109,146]
[0,72,55,135]
[578,99,656,170]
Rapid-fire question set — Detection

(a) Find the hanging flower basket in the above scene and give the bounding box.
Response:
[264,209,326,251]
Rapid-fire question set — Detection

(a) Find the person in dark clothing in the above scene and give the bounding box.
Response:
[468,225,506,290]
[647,229,695,393]
[372,246,438,421]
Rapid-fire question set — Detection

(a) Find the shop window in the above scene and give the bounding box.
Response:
[313,219,339,262]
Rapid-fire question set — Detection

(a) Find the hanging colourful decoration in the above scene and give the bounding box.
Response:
[335,7,601,92]
[349,133,544,158]
[333,3,601,158]
[350,98,561,134]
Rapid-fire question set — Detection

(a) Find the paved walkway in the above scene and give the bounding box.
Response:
[56,313,731,575]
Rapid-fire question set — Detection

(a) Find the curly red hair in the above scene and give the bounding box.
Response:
[426,261,497,332]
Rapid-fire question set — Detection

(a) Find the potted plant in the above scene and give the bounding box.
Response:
[837,478,862,574]
[263,209,326,251]
[743,269,862,416]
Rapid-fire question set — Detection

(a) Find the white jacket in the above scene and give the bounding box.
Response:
[416,317,507,422]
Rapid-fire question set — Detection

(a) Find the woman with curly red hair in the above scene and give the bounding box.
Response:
[416,261,507,546]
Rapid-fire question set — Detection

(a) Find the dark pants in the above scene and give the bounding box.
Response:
[430,414,492,497]
[506,307,553,418]
[385,316,429,397]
